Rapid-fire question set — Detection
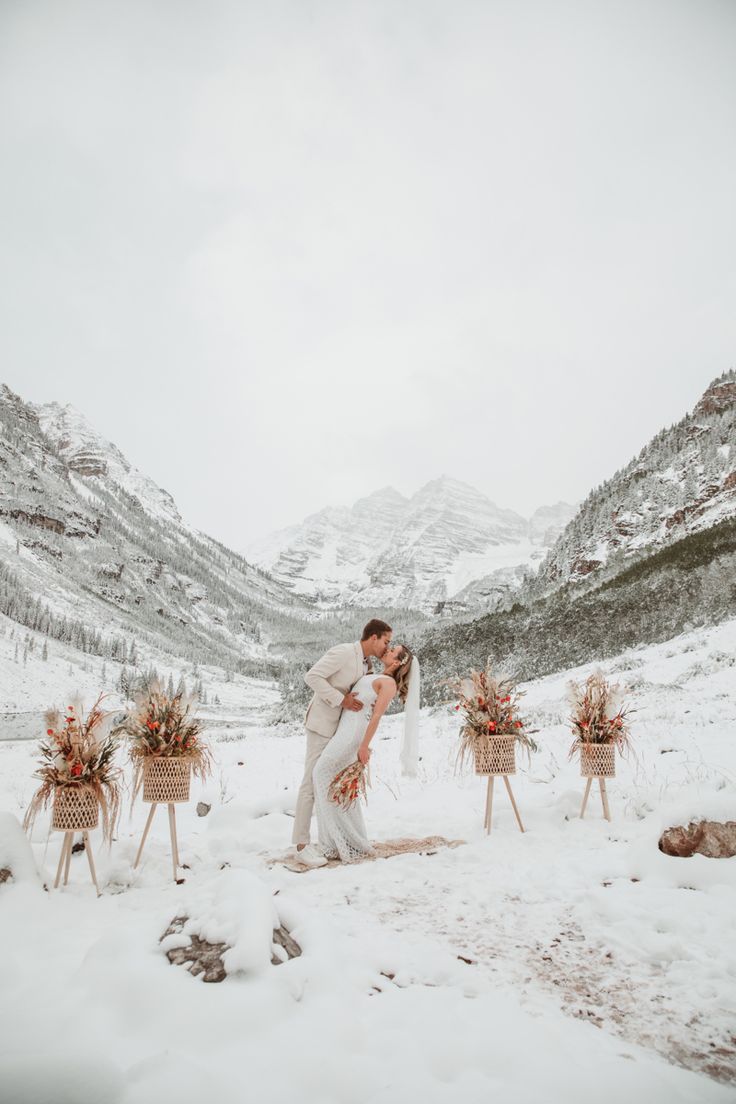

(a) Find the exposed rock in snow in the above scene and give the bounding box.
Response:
[659,820,736,858]
[161,909,300,980]
[161,916,229,982]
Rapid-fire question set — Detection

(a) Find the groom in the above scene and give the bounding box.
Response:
[289,619,393,867]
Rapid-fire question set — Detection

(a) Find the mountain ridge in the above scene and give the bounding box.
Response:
[529,370,736,598]
[247,474,577,614]
[0,384,310,675]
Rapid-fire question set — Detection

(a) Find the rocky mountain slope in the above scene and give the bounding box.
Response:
[0,384,313,675]
[248,477,576,614]
[35,401,182,526]
[419,516,736,695]
[531,371,736,597]
[419,371,736,690]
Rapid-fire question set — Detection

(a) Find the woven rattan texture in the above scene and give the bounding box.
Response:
[474,737,517,776]
[579,743,616,777]
[142,757,192,803]
[51,786,99,831]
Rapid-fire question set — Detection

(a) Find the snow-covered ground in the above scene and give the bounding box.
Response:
[0,609,278,740]
[1,620,735,1103]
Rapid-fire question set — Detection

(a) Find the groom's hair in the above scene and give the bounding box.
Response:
[361,619,392,640]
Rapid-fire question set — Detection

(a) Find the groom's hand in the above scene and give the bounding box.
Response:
[341,691,363,712]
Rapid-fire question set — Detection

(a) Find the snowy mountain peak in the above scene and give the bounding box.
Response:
[34,400,182,524]
[414,474,493,502]
[358,485,407,504]
[248,477,577,613]
[693,368,736,418]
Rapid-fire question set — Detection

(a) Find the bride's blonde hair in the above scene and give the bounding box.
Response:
[389,645,414,703]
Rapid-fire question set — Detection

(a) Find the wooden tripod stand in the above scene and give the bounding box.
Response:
[54,831,100,895]
[580,776,612,821]
[133,802,182,882]
[484,774,525,834]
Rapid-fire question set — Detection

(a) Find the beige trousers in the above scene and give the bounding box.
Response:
[292,727,332,845]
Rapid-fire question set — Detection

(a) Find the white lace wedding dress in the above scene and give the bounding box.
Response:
[313,673,390,862]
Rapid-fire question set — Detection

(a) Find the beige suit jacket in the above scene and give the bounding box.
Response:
[304,641,366,738]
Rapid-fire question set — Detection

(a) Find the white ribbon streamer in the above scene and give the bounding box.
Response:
[399,656,421,777]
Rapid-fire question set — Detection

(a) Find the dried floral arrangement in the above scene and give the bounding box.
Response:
[567,672,633,756]
[116,680,212,798]
[23,695,121,842]
[449,662,538,770]
[328,760,369,810]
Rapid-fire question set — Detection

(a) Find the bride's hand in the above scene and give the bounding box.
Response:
[357,743,371,765]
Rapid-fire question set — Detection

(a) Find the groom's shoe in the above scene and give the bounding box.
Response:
[289,844,328,868]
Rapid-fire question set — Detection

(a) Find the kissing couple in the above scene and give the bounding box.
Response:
[288,619,420,868]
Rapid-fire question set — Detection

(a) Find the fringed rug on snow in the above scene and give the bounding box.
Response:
[275,836,465,873]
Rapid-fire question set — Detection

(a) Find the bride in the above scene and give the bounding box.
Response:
[312,644,419,863]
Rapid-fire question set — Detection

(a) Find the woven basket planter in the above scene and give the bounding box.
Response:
[51,785,99,831]
[142,757,192,804]
[473,736,517,776]
[578,742,616,778]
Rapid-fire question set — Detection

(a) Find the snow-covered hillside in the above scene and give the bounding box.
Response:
[1,619,734,1100]
[248,476,576,614]
[0,384,312,677]
[0,609,278,742]
[535,371,736,594]
[35,401,183,526]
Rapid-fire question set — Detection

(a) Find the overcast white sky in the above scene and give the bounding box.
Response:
[1,0,734,549]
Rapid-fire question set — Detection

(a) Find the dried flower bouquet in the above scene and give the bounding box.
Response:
[116,680,212,800]
[328,760,369,810]
[450,662,537,770]
[567,672,633,758]
[23,695,121,843]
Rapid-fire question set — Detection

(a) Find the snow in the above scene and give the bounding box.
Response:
[283,535,373,596]
[0,812,39,884]
[0,609,279,722]
[445,539,537,594]
[1,619,735,1100]
[0,1057,124,1104]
